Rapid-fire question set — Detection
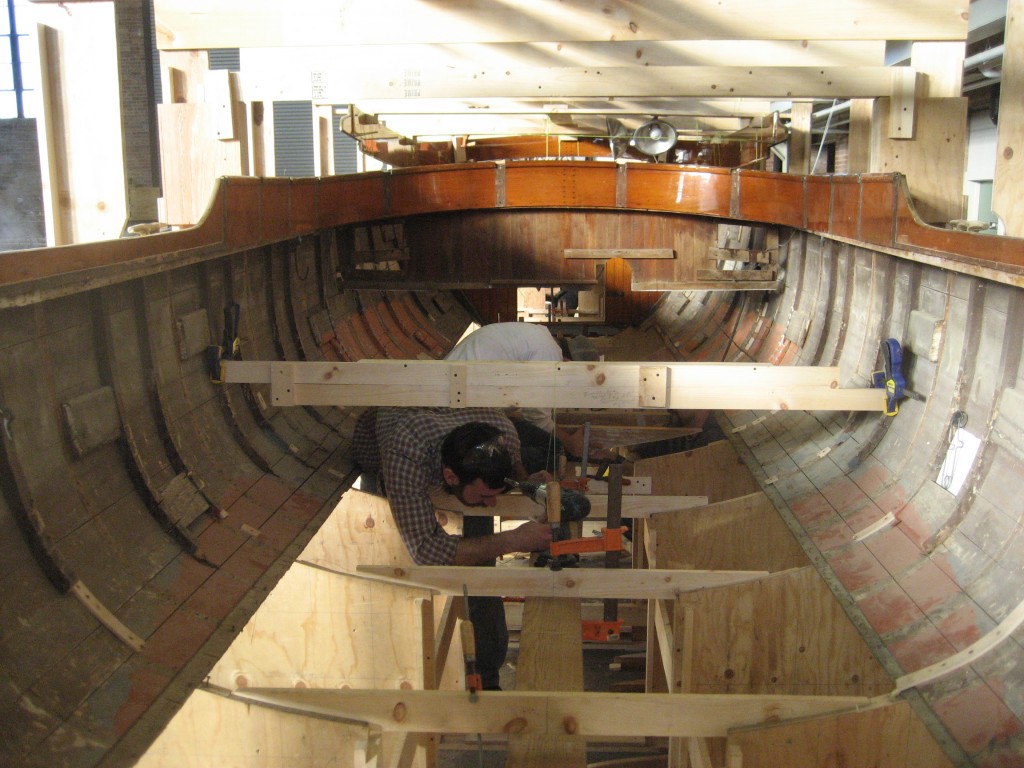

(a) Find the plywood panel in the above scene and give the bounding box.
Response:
[728,699,955,768]
[634,440,761,502]
[208,565,429,690]
[299,489,419,573]
[649,491,807,572]
[138,687,367,768]
[870,97,968,226]
[158,102,246,226]
[685,567,891,696]
[137,489,437,768]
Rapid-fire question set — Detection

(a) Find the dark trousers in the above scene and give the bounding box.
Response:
[363,470,508,687]
[462,515,508,689]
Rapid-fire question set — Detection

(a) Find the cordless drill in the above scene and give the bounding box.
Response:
[506,479,591,568]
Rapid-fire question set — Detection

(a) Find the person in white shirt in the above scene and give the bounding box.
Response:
[445,323,588,465]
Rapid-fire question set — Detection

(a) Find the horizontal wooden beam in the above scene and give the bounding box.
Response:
[238,40,886,72]
[222,360,885,412]
[154,1,968,49]
[565,249,675,260]
[348,97,776,119]
[430,491,708,520]
[230,688,876,737]
[238,65,910,102]
[355,565,768,598]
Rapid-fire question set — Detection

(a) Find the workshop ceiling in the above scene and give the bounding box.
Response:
[151,0,1005,149]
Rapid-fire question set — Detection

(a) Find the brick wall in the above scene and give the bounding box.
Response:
[0,119,45,252]
[115,0,161,222]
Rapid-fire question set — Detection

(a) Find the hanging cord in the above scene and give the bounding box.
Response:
[812,99,837,173]
[549,363,560,478]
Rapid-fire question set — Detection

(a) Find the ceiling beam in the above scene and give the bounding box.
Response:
[154,0,969,49]
[346,114,759,141]
[238,65,910,103]
[236,40,887,72]
[344,98,777,119]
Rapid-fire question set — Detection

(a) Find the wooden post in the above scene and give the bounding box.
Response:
[847,99,874,173]
[507,597,586,767]
[788,102,813,174]
[994,0,1024,236]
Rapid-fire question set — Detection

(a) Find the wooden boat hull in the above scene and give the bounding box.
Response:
[1,163,1022,766]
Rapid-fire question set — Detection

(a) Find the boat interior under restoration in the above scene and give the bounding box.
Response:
[2,161,1024,768]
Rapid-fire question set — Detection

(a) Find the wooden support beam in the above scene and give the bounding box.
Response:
[351,96,776,119]
[911,42,965,97]
[35,3,128,245]
[788,102,813,174]
[432,595,461,685]
[872,96,968,224]
[847,98,874,173]
[239,41,886,77]
[230,64,912,103]
[508,597,586,766]
[430,490,708,520]
[888,68,922,139]
[356,565,768,598]
[565,249,675,260]
[994,0,1024,237]
[222,360,885,412]
[154,1,968,49]
[230,688,877,736]
[688,733,714,768]
[652,598,678,694]
[570,475,653,495]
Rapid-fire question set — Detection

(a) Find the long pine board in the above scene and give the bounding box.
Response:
[507,597,587,767]
[223,360,885,412]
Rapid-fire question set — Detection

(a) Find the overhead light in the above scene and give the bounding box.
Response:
[630,119,678,157]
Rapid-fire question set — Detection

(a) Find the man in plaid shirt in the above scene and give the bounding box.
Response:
[352,406,552,688]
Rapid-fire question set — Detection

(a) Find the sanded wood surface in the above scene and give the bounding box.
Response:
[137,489,436,767]
[236,40,885,79]
[356,565,767,599]
[648,492,807,572]
[154,0,968,49]
[36,3,128,244]
[230,688,875,736]
[994,0,1024,236]
[870,97,968,225]
[683,567,892,697]
[577,425,703,450]
[508,597,587,766]
[224,359,886,412]
[727,699,955,768]
[140,687,372,767]
[300,489,417,573]
[634,440,762,502]
[431,490,708,521]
